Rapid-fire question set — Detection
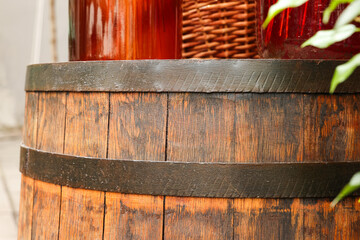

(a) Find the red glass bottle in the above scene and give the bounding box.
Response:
[257,0,360,59]
[69,0,182,61]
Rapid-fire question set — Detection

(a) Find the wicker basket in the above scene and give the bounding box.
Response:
[182,0,258,58]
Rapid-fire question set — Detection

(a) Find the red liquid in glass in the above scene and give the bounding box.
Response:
[69,0,182,61]
[257,0,360,59]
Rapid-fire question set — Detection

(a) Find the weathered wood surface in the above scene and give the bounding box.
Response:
[18,93,38,240]
[18,176,34,240]
[32,92,65,239]
[104,93,166,239]
[59,92,108,239]
[19,91,360,239]
[235,94,304,163]
[304,95,360,162]
[165,93,235,239]
[233,94,360,239]
[32,181,61,239]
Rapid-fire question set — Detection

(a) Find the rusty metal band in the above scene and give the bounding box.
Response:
[20,145,360,198]
[26,59,360,93]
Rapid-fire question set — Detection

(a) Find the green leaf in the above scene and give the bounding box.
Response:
[301,24,358,49]
[323,0,353,24]
[335,0,360,27]
[331,172,360,207]
[330,53,360,93]
[262,0,309,28]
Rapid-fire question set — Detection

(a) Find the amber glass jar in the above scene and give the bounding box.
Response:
[69,0,182,61]
[257,0,360,59]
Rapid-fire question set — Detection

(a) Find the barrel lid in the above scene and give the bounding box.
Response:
[25,59,360,93]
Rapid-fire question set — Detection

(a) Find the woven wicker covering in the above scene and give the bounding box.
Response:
[182,0,258,59]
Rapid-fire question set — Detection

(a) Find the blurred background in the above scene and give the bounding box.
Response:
[0,1,68,238]
[0,0,68,131]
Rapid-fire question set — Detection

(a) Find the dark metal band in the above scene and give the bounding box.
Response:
[26,59,360,93]
[20,145,360,198]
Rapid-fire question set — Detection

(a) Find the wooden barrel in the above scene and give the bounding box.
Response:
[19,60,360,239]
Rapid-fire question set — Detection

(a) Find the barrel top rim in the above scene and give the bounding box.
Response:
[26,59,360,93]
[27,59,348,67]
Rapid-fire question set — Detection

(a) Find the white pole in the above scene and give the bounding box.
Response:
[31,0,45,64]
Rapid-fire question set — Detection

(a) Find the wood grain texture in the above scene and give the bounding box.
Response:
[301,199,334,239]
[31,92,65,239]
[165,196,233,240]
[18,175,35,240]
[63,92,109,158]
[18,92,38,239]
[32,181,61,239]
[296,198,360,240]
[60,188,105,239]
[289,199,304,240]
[165,93,235,239]
[333,198,360,240]
[104,93,166,239]
[107,93,167,160]
[234,93,302,239]
[59,92,109,239]
[167,93,235,163]
[36,92,66,153]
[22,92,38,148]
[235,93,303,163]
[234,199,295,239]
[304,95,360,162]
[233,94,360,239]
[104,193,163,240]
[301,95,360,239]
